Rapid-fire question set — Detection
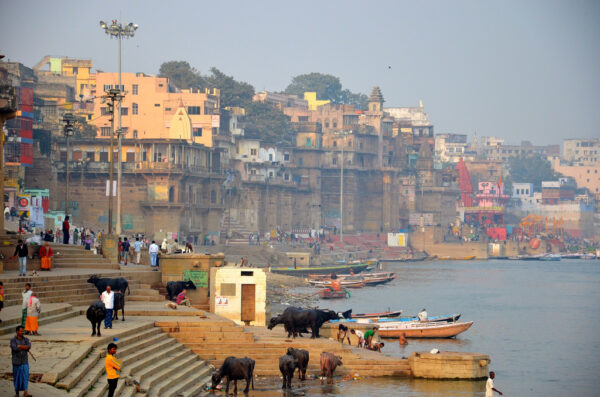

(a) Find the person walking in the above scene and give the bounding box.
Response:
[24,293,41,336]
[121,237,130,266]
[21,284,32,329]
[14,240,28,277]
[117,237,123,264]
[149,240,159,270]
[101,286,115,329]
[39,241,53,271]
[486,371,503,396]
[73,228,79,245]
[133,237,143,265]
[10,325,32,397]
[62,216,70,244]
[105,343,121,397]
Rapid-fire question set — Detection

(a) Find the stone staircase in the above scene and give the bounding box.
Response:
[0,274,164,307]
[158,319,411,378]
[54,323,211,397]
[50,243,120,270]
[0,303,79,335]
[220,214,252,245]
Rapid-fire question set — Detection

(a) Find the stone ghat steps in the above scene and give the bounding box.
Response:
[0,305,80,336]
[160,322,411,377]
[55,324,211,397]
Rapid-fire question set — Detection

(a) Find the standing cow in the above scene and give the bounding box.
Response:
[112,292,125,321]
[166,280,196,301]
[211,356,255,394]
[320,352,342,384]
[279,354,297,389]
[86,301,107,337]
[87,275,130,295]
[269,307,339,338]
[287,347,309,380]
[267,314,309,338]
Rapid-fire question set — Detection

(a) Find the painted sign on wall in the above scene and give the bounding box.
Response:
[183,270,208,288]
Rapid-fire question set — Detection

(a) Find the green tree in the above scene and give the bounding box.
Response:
[158,61,205,89]
[285,73,343,102]
[508,154,560,191]
[340,89,368,110]
[205,67,255,108]
[244,101,291,145]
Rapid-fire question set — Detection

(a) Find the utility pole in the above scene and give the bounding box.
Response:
[100,19,138,235]
[102,89,122,234]
[62,113,75,218]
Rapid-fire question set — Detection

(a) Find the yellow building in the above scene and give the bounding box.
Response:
[304,92,330,111]
[93,72,220,147]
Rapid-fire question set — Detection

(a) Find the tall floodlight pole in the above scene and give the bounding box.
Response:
[62,113,75,218]
[334,131,351,243]
[100,19,138,235]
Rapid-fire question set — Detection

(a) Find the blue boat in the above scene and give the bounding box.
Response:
[332,313,461,324]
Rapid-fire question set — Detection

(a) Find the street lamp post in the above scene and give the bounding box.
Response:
[100,19,138,235]
[62,113,75,218]
[334,131,351,243]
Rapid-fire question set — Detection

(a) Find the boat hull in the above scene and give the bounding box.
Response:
[351,310,402,319]
[318,289,348,299]
[378,321,473,338]
[271,263,369,276]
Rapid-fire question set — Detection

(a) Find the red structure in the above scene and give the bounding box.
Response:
[456,158,473,207]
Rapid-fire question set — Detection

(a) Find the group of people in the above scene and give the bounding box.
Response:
[337,324,385,352]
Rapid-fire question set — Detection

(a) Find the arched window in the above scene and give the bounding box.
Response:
[169,186,175,202]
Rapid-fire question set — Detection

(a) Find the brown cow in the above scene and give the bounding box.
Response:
[320,352,342,384]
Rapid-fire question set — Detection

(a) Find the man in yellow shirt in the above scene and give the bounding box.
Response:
[105,343,121,397]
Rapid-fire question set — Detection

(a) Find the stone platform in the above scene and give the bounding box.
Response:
[409,351,491,379]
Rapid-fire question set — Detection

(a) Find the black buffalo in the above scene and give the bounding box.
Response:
[211,356,255,394]
[269,307,339,338]
[166,280,196,301]
[87,275,130,295]
[86,301,107,337]
[287,347,309,380]
[112,292,125,321]
[267,313,309,338]
[279,354,297,389]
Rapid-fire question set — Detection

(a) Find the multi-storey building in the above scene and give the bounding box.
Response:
[562,138,599,165]
[481,138,559,162]
[434,133,476,163]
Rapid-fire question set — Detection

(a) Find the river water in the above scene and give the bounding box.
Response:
[253,259,600,397]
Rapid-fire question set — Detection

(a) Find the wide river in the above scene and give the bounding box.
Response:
[253,259,600,397]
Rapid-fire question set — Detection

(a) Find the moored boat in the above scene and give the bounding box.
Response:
[271,262,369,276]
[350,310,402,319]
[318,288,349,299]
[307,279,366,288]
[438,255,476,260]
[539,254,561,261]
[377,321,474,338]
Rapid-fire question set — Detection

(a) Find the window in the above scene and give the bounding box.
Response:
[332,120,337,128]
[269,154,273,161]
[101,107,111,116]
[154,104,160,107]
[132,103,138,115]
[333,158,337,165]
[100,127,112,136]
[133,130,138,139]
[298,157,303,165]
[132,84,138,95]
[298,116,308,122]
[193,128,202,137]
[72,67,78,75]
[284,153,290,161]
[86,151,95,161]
[212,127,218,135]
[142,151,147,161]
[333,141,337,147]
[250,148,257,156]
[284,173,289,181]
[120,107,128,116]
[306,138,311,147]
[187,106,201,115]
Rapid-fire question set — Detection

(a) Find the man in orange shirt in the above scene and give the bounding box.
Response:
[105,343,121,397]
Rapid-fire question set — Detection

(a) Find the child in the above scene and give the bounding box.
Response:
[106,343,121,397]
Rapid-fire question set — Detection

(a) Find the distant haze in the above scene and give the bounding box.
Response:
[1,0,599,144]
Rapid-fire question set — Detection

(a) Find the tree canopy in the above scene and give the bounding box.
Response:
[284,72,368,110]
[508,154,560,191]
[158,61,205,90]
[204,67,254,109]
[244,101,291,145]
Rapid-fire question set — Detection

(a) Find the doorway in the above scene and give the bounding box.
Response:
[241,284,256,325]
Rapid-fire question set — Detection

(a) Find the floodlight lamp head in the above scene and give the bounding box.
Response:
[99,21,107,29]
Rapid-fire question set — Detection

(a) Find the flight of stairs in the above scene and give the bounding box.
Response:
[158,320,411,378]
[0,303,79,335]
[51,243,120,270]
[54,323,212,397]
[220,214,252,245]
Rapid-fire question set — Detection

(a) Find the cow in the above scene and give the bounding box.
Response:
[87,275,130,295]
[279,354,297,389]
[286,347,309,381]
[112,292,125,321]
[271,307,339,338]
[86,301,107,337]
[267,313,309,338]
[320,352,343,384]
[211,356,255,395]
[166,280,196,301]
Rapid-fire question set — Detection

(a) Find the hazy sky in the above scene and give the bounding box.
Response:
[1,0,599,144]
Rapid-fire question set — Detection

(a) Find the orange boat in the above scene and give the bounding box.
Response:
[377,321,474,338]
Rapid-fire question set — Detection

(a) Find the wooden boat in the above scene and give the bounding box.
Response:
[362,272,397,286]
[377,321,474,338]
[307,271,393,280]
[438,255,476,260]
[539,254,561,261]
[271,262,369,276]
[351,310,402,319]
[318,288,349,299]
[335,313,460,323]
[307,279,366,288]
[392,313,461,323]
